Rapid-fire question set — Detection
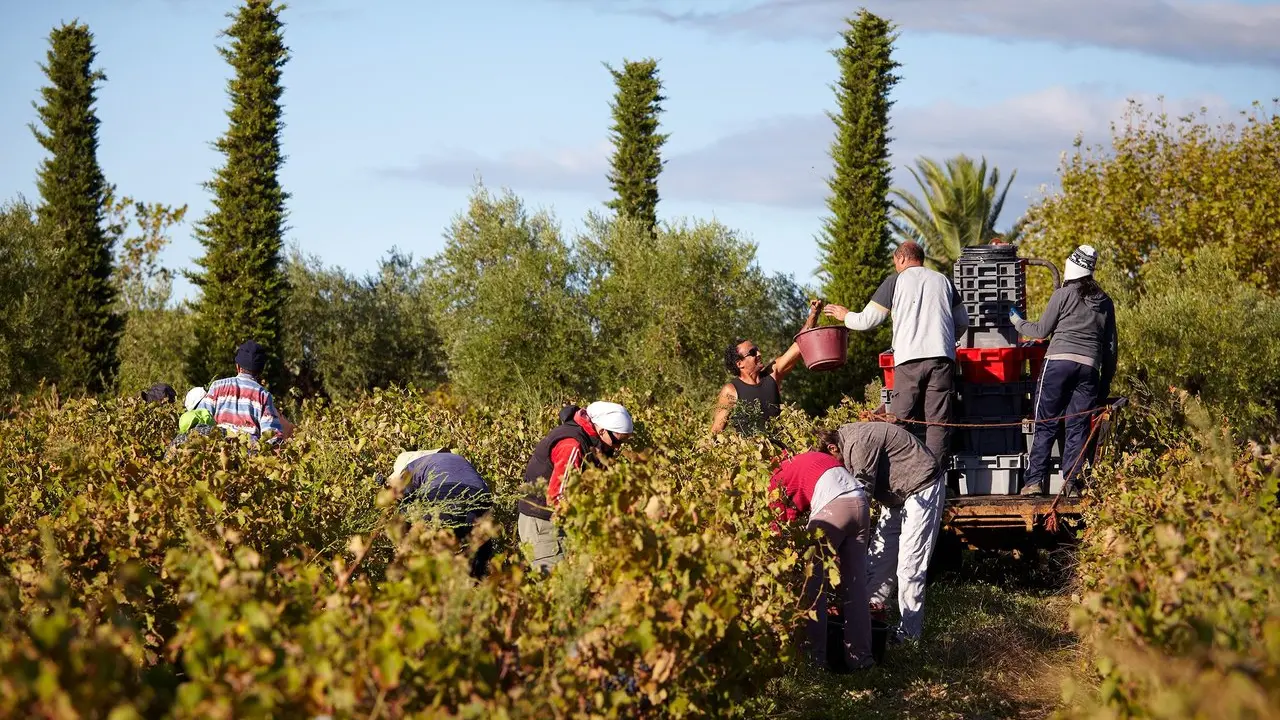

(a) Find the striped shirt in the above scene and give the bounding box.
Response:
[196,373,284,441]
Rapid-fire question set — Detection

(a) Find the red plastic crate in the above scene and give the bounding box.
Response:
[1022,343,1048,384]
[878,352,895,389]
[883,347,1044,386]
[956,347,1021,383]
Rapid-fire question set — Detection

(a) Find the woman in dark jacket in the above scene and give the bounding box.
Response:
[1011,245,1118,495]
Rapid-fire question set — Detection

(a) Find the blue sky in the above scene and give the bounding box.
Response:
[2,0,1278,302]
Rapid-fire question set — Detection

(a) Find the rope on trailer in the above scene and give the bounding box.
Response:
[864,402,1116,533]
[870,405,1107,428]
[1044,407,1111,533]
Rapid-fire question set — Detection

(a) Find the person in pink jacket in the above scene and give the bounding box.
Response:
[769,447,874,672]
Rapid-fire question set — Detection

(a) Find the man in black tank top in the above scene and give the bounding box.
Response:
[712,300,823,435]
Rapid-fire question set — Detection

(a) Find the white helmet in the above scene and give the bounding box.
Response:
[391,448,446,478]
[586,401,634,435]
[183,386,207,411]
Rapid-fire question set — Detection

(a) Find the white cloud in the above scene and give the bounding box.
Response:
[591,0,1280,68]
[888,88,1236,213]
[384,86,1240,221]
[382,142,614,195]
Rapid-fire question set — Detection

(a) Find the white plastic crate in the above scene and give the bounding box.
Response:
[951,454,1024,495]
[1021,423,1069,494]
[1048,465,1066,495]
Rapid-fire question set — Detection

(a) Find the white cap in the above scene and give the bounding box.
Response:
[184,386,207,411]
[586,401,634,435]
[1064,245,1098,282]
[391,448,444,478]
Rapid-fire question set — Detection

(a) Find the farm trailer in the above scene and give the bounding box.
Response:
[877,244,1126,560]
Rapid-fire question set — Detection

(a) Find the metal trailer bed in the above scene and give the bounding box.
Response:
[929,396,1126,569]
[943,494,1087,551]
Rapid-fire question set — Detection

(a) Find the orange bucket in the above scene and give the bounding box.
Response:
[794,325,849,371]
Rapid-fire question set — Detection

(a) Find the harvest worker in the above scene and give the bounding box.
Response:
[712,299,824,435]
[140,383,177,404]
[768,447,874,672]
[388,448,495,579]
[822,241,969,462]
[823,421,943,645]
[195,340,293,445]
[167,387,219,451]
[517,401,634,571]
[179,386,214,433]
[1010,245,1118,496]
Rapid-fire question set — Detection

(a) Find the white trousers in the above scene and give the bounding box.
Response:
[866,473,945,639]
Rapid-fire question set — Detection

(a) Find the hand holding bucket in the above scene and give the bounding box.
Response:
[795,297,849,371]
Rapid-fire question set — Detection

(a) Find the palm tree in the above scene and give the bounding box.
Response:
[890,155,1021,271]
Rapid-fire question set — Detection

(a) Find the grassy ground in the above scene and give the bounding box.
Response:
[749,552,1087,719]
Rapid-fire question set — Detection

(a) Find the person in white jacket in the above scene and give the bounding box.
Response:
[822,242,969,463]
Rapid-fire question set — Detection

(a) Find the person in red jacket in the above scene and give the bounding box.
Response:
[517,401,634,571]
[769,447,874,672]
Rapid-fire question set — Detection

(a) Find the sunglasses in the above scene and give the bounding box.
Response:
[740,347,760,360]
[601,428,632,446]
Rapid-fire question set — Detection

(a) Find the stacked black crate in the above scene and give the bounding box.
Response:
[949,245,1030,494]
[955,380,1031,454]
[954,244,1025,349]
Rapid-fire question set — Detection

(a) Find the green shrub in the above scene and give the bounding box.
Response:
[114,307,195,399]
[107,192,193,398]
[0,387,855,717]
[0,199,61,396]
[1067,402,1280,718]
[1114,247,1280,443]
[282,250,445,400]
[426,186,593,406]
[576,213,808,401]
[1021,101,1280,302]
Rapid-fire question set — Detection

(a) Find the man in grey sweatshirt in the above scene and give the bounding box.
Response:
[824,421,943,643]
[1011,244,1119,494]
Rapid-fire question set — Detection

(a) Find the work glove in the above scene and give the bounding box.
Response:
[1009,306,1025,322]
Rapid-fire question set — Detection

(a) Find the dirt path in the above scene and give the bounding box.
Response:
[751,579,1084,719]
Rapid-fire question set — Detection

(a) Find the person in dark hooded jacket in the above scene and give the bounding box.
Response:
[1011,244,1119,495]
[141,383,177,404]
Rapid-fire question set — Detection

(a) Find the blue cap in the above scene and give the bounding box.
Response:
[235,340,267,375]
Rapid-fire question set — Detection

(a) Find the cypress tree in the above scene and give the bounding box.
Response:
[813,10,900,405]
[30,21,122,395]
[186,0,291,389]
[604,58,668,234]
